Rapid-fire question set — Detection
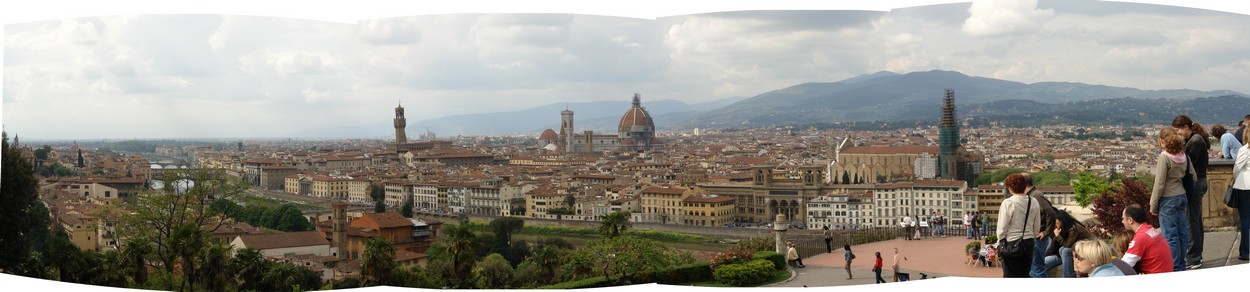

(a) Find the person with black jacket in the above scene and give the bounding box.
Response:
[1173,115,1210,270]
[1023,173,1059,278]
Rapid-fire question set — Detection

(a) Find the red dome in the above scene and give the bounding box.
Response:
[618,107,652,132]
[539,129,558,140]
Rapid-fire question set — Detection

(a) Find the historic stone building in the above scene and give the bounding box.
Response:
[696,165,834,226]
[539,93,664,153]
[828,146,939,184]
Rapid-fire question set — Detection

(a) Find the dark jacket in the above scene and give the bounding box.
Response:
[1185,133,1209,179]
[1054,222,1093,248]
[1027,188,1057,238]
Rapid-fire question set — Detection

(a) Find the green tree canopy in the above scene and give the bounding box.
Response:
[1,132,52,274]
[597,211,633,239]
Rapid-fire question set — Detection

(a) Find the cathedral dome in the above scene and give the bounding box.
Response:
[539,129,559,140]
[617,94,654,133]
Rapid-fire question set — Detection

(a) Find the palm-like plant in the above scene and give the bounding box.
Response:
[598,211,632,238]
[444,224,480,288]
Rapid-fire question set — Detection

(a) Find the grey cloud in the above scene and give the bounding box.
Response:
[356,18,421,45]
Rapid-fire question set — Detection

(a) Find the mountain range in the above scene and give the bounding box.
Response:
[312,70,1246,137]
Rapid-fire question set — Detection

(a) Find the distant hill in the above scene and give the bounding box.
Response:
[809,95,1250,131]
[685,70,1242,129]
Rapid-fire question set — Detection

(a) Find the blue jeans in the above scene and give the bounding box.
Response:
[966,225,974,238]
[1029,237,1052,278]
[1059,246,1075,278]
[1159,195,1189,272]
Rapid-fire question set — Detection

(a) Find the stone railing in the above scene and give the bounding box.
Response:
[1204,159,1238,229]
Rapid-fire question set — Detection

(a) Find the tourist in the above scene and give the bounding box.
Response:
[964,212,974,239]
[1121,204,1174,274]
[1236,115,1250,144]
[1216,125,1242,159]
[929,212,938,237]
[903,215,914,241]
[1152,127,1194,272]
[967,242,980,266]
[1050,210,1092,277]
[937,212,947,237]
[892,247,908,282]
[874,251,886,283]
[1233,128,1250,261]
[1023,173,1059,278]
[997,173,1042,278]
[913,215,922,240]
[980,211,991,238]
[823,225,833,253]
[786,241,805,268]
[1174,115,1210,270]
[971,211,982,240]
[1073,239,1126,277]
[844,244,857,279]
[1108,232,1139,276]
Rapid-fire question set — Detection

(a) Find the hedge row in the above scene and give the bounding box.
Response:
[638,262,713,284]
[752,251,785,271]
[712,259,775,286]
[460,222,712,242]
[537,276,611,289]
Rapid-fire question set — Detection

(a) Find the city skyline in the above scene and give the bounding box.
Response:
[5,0,1250,140]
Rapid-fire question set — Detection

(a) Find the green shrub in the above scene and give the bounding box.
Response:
[964,241,981,254]
[734,237,774,252]
[752,251,784,271]
[537,276,611,289]
[709,249,755,269]
[634,262,712,284]
[712,259,774,286]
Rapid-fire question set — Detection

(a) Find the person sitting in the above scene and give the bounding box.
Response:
[1073,239,1127,277]
[967,242,982,266]
[983,243,998,267]
[1121,204,1174,274]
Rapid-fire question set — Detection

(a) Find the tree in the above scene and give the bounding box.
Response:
[1,132,51,273]
[489,217,525,253]
[442,223,481,288]
[568,237,683,285]
[375,199,387,213]
[361,236,396,287]
[597,211,632,239]
[401,197,414,218]
[564,194,577,209]
[475,253,514,289]
[230,248,268,291]
[369,183,386,202]
[117,168,247,288]
[1071,172,1112,207]
[1090,178,1156,238]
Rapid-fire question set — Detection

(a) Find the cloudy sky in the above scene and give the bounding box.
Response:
[3,0,1250,139]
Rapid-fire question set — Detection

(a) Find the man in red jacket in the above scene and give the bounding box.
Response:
[1121,204,1174,274]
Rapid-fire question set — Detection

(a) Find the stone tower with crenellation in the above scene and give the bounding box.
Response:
[394,102,408,144]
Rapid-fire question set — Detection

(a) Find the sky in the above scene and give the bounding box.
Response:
[3,0,1250,140]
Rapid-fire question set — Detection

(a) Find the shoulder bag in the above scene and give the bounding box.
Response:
[1226,176,1240,209]
[997,196,1032,258]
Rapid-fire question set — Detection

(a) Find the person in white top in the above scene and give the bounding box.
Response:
[1232,130,1250,261]
[902,216,914,241]
[892,247,908,282]
[964,213,974,239]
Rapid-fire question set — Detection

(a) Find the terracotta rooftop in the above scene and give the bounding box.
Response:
[233,231,329,250]
[355,212,414,229]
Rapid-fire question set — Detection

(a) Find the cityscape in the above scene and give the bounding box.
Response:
[4,0,1250,291]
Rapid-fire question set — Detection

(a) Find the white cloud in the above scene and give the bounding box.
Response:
[962,0,1054,37]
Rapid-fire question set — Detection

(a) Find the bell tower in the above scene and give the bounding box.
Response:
[394,102,408,144]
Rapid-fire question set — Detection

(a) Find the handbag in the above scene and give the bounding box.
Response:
[997,196,1032,258]
[1226,176,1240,209]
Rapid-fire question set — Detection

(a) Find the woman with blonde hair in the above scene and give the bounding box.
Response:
[1073,239,1126,277]
[1152,127,1196,272]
